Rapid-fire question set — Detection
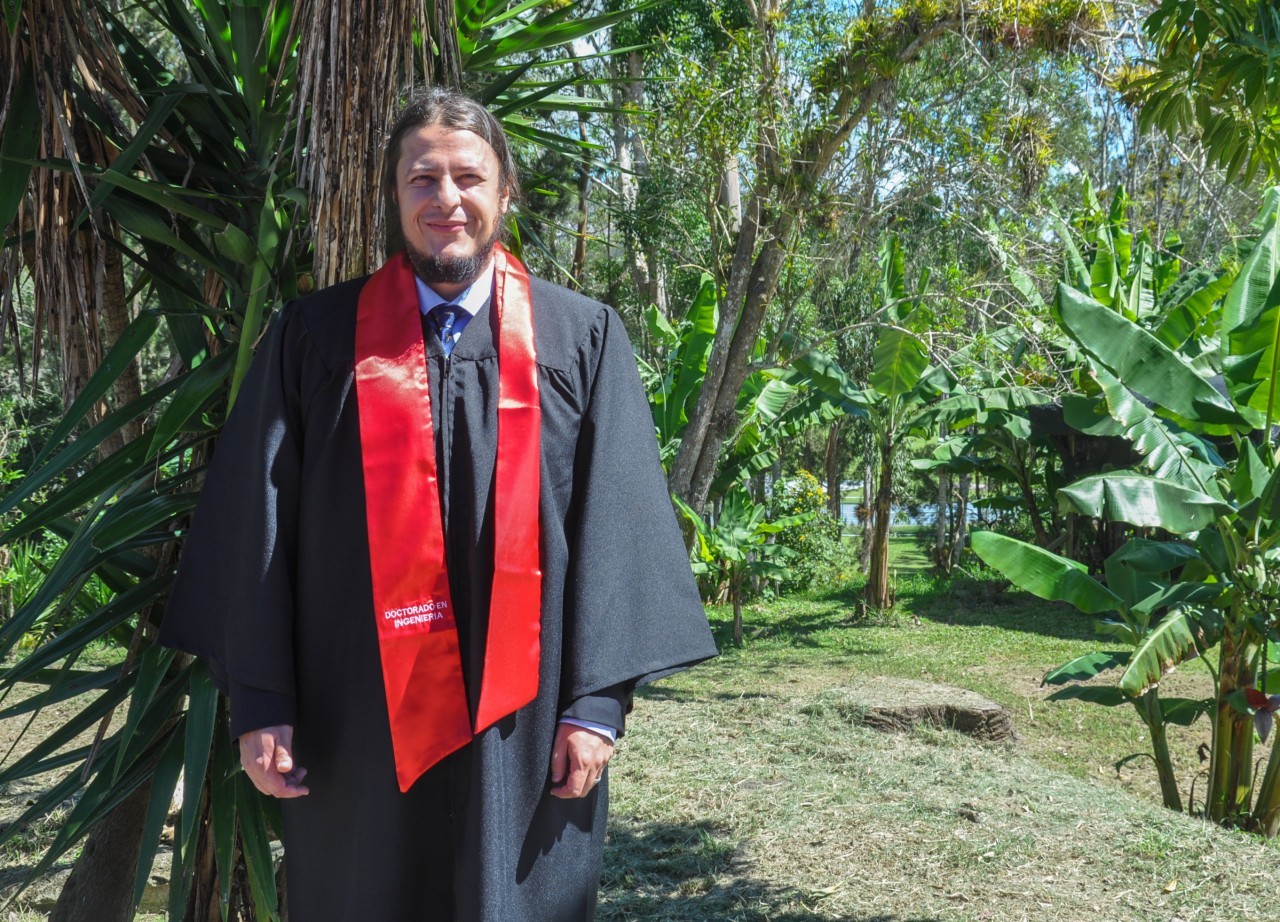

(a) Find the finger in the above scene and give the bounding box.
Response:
[252,732,278,772]
[549,727,570,784]
[249,765,310,799]
[551,754,592,799]
[273,741,293,773]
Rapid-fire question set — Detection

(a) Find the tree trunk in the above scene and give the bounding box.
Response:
[294,0,428,286]
[948,473,970,569]
[1207,602,1258,824]
[732,572,743,647]
[571,81,590,290]
[933,470,948,571]
[824,419,844,525]
[183,775,224,922]
[858,459,873,573]
[718,153,742,236]
[1012,444,1049,546]
[865,436,894,609]
[675,225,792,512]
[1140,689,1183,813]
[613,50,663,312]
[1251,731,1280,835]
[50,779,154,922]
[99,221,142,457]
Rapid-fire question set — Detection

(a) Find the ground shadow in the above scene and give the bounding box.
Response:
[600,819,941,922]
[0,859,73,912]
[787,579,1099,644]
[704,607,894,653]
[637,685,780,704]
[902,579,1098,642]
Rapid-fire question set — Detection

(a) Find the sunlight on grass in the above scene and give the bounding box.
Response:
[604,574,1277,921]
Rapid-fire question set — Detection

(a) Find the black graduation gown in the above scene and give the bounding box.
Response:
[158,273,717,922]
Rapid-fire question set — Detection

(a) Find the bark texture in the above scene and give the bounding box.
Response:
[49,780,153,922]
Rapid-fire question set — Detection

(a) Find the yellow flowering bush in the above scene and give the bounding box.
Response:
[767,470,845,592]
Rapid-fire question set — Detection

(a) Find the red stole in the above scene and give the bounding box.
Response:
[354,245,542,793]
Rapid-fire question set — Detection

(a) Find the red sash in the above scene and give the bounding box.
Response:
[354,245,542,793]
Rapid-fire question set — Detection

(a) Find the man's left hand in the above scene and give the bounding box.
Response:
[549,722,614,798]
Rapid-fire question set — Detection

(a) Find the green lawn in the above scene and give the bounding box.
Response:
[602,576,1276,921]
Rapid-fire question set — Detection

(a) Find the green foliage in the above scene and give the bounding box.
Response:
[676,486,812,644]
[1127,0,1280,184]
[977,187,1280,833]
[0,0,656,914]
[767,470,844,592]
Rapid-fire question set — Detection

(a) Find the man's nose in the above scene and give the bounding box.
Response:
[432,175,462,209]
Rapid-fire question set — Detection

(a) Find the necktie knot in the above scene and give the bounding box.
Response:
[429,304,466,355]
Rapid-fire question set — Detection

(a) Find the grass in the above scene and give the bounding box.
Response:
[3,550,1276,921]
[600,575,1278,921]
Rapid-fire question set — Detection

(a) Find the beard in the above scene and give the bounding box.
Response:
[404,223,504,289]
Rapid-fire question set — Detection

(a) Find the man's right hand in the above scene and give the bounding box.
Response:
[239,724,310,798]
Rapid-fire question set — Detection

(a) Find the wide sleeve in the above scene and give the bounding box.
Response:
[158,303,305,740]
[561,306,718,707]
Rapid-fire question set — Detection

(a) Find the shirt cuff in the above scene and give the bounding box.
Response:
[559,682,632,737]
[558,718,617,742]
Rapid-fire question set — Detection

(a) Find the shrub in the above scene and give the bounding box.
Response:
[768,470,846,592]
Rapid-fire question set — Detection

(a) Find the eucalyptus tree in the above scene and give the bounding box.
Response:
[662,0,1114,515]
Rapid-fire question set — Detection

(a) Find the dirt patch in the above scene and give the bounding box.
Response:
[800,677,1017,741]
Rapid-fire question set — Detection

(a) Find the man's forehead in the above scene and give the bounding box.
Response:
[399,127,498,169]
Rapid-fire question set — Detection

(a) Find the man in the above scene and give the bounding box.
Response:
[159,87,716,921]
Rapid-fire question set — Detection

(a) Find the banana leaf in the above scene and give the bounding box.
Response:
[1057,472,1230,535]
[970,531,1124,614]
[1119,607,1221,696]
[1057,284,1245,428]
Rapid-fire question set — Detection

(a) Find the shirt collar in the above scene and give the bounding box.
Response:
[414,260,495,318]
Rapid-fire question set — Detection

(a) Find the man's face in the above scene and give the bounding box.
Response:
[394,124,510,296]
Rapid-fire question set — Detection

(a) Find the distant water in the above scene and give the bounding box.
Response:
[839,502,982,528]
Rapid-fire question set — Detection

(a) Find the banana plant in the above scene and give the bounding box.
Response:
[976,187,1280,833]
[972,531,1220,810]
[674,487,810,647]
[785,235,956,609]
[913,386,1057,547]
[640,274,719,466]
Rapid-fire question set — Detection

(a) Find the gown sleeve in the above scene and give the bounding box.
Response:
[158,303,305,740]
[560,306,718,707]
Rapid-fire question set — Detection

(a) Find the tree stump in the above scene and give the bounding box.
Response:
[805,677,1017,742]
